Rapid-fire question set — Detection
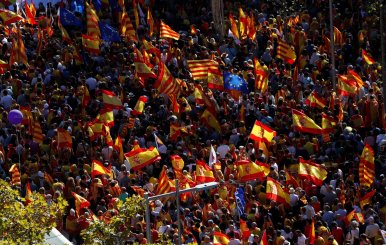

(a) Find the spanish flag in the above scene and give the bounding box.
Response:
[57,128,72,149]
[132,95,148,116]
[321,113,337,134]
[333,26,343,46]
[88,119,105,141]
[71,192,90,215]
[260,230,269,245]
[247,12,256,39]
[213,231,230,245]
[0,59,8,74]
[285,170,299,188]
[305,90,327,108]
[298,157,327,186]
[238,7,248,38]
[169,124,188,142]
[25,1,37,25]
[134,48,156,79]
[91,160,113,178]
[0,9,23,25]
[25,182,33,205]
[337,75,357,96]
[362,49,375,65]
[309,219,316,244]
[208,67,224,91]
[344,210,365,225]
[229,13,240,39]
[44,172,54,186]
[147,8,154,36]
[190,24,197,35]
[97,107,114,127]
[347,69,364,88]
[360,189,376,209]
[101,90,123,109]
[240,219,251,239]
[196,160,216,183]
[292,109,322,134]
[171,154,184,175]
[82,34,100,55]
[266,177,290,205]
[276,39,297,65]
[236,160,267,182]
[250,120,276,143]
[124,146,161,171]
[113,136,124,162]
[200,109,221,132]
[359,144,375,187]
[160,21,180,40]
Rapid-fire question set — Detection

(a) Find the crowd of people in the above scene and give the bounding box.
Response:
[1,0,386,244]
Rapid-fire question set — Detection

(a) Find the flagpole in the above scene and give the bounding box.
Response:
[380,1,386,111]
[329,0,336,90]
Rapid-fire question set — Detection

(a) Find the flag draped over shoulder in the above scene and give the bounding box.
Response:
[195,160,215,183]
[266,177,290,205]
[249,120,276,143]
[160,21,180,40]
[359,144,375,187]
[298,158,327,186]
[276,39,296,64]
[124,146,161,171]
[187,59,219,80]
[292,109,322,134]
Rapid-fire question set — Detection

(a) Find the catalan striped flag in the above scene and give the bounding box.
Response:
[101,90,123,109]
[321,112,337,134]
[9,27,28,67]
[236,160,267,182]
[276,39,296,64]
[82,34,100,55]
[337,75,357,96]
[266,177,290,205]
[292,109,323,134]
[85,2,100,37]
[154,61,181,96]
[298,157,327,186]
[213,231,230,245]
[359,144,374,187]
[9,164,21,186]
[32,121,44,144]
[120,9,138,42]
[362,50,375,65]
[0,9,23,25]
[187,59,219,80]
[44,172,54,185]
[196,160,216,183]
[133,48,156,80]
[25,182,33,205]
[254,58,269,93]
[132,0,139,29]
[160,21,180,40]
[250,120,276,143]
[142,39,161,57]
[155,166,176,195]
[305,90,327,108]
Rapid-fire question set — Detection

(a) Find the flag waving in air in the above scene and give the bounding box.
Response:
[160,21,180,40]
[249,120,276,143]
[266,177,290,205]
[298,157,327,186]
[292,109,322,134]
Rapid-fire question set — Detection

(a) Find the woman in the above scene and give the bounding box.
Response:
[345,221,360,245]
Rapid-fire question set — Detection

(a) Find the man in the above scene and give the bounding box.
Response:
[296,230,307,245]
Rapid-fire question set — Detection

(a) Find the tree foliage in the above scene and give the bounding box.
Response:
[81,195,146,245]
[0,179,68,244]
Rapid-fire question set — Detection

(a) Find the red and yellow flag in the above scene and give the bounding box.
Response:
[25,182,33,205]
[25,1,37,25]
[266,177,290,205]
[285,170,299,188]
[236,160,267,182]
[305,90,327,108]
[9,27,28,67]
[9,164,21,186]
[200,109,221,132]
[134,48,156,79]
[187,59,219,81]
[250,120,276,143]
[91,160,113,178]
[113,136,124,162]
[213,231,230,245]
[154,62,181,96]
[82,34,100,55]
[101,90,123,109]
[292,109,322,134]
[155,167,176,195]
[97,107,114,127]
[348,69,364,88]
[309,219,316,244]
[276,39,296,64]
[337,75,357,96]
[229,13,239,39]
[254,58,269,93]
[261,230,269,245]
[57,128,72,149]
[85,2,100,37]
[360,189,376,209]
[160,21,180,40]
[171,155,184,177]
[321,113,337,134]
[362,49,375,65]
[238,7,248,38]
[120,9,138,42]
[359,144,375,187]
[88,119,105,141]
[147,8,154,36]
[132,95,148,116]
[333,26,343,46]
[247,12,256,39]
[32,121,44,144]
[196,160,216,183]
[208,67,224,90]
[298,157,327,186]
[71,192,90,215]
[124,146,161,171]
[0,9,23,25]
[240,219,251,239]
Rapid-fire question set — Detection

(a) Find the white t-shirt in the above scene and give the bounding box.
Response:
[217,144,230,159]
